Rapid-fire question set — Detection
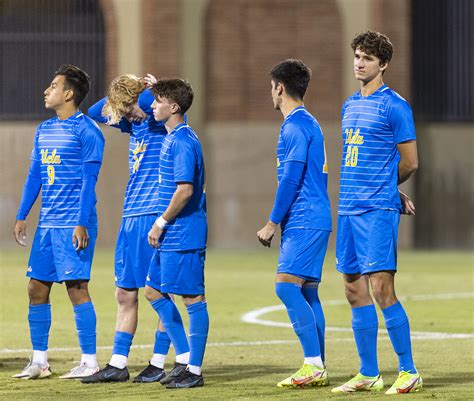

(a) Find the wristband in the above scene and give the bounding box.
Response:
[155,215,169,229]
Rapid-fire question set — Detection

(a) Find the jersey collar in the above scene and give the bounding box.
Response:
[285,105,305,120]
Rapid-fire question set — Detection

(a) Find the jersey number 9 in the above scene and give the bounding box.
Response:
[47,165,55,184]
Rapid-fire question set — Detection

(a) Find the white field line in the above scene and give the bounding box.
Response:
[241,292,474,340]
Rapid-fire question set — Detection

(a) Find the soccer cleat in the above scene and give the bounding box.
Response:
[133,363,166,383]
[385,371,422,394]
[80,364,129,383]
[59,363,100,379]
[159,362,187,385]
[12,361,52,380]
[165,369,204,388]
[277,363,329,388]
[331,373,384,393]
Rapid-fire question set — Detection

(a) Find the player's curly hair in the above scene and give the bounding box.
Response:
[351,31,393,66]
[102,74,146,124]
[151,79,194,115]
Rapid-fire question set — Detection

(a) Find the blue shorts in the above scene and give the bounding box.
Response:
[146,249,206,295]
[336,210,400,275]
[27,227,97,283]
[278,229,330,282]
[114,214,156,289]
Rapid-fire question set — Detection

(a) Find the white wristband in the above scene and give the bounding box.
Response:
[155,215,168,229]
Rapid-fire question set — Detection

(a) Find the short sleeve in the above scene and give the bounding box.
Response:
[386,96,416,144]
[341,100,349,120]
[172,136,196,183]
[30,127,41,161]
[282,122,308,163]
[80,121,105,163]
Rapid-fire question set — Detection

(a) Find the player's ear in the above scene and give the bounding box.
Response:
[277,82,284,96]
[64,88,74,103]
[171,102,180,115]
[379,62,388,73]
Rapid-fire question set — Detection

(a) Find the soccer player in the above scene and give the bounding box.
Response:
[13,65,105,379]
[257,59,332,389]
[82,74,187,383]
[331,31,422,395]
[144,78,209,389]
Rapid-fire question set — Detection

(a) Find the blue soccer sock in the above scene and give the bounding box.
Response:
[112,331,134,357]
[73,301,97,355]
[302,284,326,362]
[150,298,189,356]
[352,304,379,377]
[153,329,171,355]
[187,301,209,369]
[382,301,417,373]
[276,282,321,359]
[29,303,51,352]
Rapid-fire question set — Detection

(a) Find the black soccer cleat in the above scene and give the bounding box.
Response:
[81,364,130,383]
[159,362,187,385]
[166,369,204,389]
[133,363,166,383]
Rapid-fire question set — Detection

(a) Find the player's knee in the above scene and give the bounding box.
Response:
[144,285,162,302]
[115,288,138,307]
[371,283,396,308]
[27,280,49,304]
[344,284,371,307]
[66,280,91,304]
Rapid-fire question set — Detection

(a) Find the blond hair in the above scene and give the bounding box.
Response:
[102,74,146,124]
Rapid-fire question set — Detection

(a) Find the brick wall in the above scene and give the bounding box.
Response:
[141,0,181,77]
[206,0,343,123]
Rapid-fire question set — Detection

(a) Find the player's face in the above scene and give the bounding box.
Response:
[44,75,70,110]
[270,80,282,110]
[124,103,147,123]
[353,48,387,84]
[152,96,175,122]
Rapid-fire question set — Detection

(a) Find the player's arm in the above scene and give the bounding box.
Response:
[148,183,193,248]
[14,159,42,246]
[74,124,105,251]
[397,140,418,184]
[257,161,304,247]
[74,161,102,250]
[88,97,132,133]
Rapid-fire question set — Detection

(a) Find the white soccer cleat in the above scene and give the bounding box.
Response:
[331,373,384,393]
[12,361,52,380]
[59,363,100,379]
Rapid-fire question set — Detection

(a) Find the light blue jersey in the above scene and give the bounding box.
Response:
[157,123,207,251]
[276,106,332,233]
[88,89,167,218]
[338,85,416,215]
[31,111,104,228]
[122,120,166,217]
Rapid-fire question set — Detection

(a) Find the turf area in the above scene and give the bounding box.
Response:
[0,249,473,400]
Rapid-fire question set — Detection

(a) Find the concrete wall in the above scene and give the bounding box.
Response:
[415,124,473,249]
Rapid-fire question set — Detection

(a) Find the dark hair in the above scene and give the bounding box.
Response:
[54,64,90,106]
[351,31,393,66]
[151,79,194,115]
[270,59,311,100]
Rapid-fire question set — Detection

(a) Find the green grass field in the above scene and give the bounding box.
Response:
[1,249,473,400]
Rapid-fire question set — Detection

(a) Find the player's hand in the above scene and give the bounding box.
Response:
[148,223,163,249]
[14,220,27,247]
[257,221,277,248]
[72,225,89,251]
[144,74,158,88]
[399,191,415,216]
